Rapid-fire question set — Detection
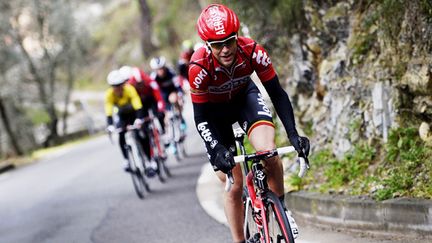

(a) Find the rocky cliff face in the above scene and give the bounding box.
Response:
[285,1,432,157]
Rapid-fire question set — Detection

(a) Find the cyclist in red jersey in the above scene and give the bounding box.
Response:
[189,4,310,243]
[178,40,195,82]
[119,65,168,163]
[120,66,166,131]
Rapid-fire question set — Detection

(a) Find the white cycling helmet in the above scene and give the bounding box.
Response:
[150,56,166,70]
[131,67,142,82]
[118,65,133,81]
[106,70,126,86]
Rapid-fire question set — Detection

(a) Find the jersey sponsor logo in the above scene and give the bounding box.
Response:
[208,76,250,93]
[257,93,272,117]
[193,69,208,89]
[197,122,213,142]
[208,6,226,35]
[210,140,218,149]
[252,50,271,67]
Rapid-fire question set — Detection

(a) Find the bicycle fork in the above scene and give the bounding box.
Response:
[245,163,273,242]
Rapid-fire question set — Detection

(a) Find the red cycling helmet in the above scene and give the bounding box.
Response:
[197,4,240,41]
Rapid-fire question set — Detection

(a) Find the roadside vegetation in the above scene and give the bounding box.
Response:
[289,127,432,200]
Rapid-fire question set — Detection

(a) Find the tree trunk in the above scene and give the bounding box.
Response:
[137,0,155,58]
[0,97,23,156]
[62,59,74,135]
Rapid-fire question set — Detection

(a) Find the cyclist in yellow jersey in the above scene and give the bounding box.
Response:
[105,69,146,172]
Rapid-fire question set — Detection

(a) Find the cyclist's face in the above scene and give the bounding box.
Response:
[207,35,237,68]
[156,67,166,77]
[113,83,124,96]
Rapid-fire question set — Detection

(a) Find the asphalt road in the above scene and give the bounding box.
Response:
[0,132,231,243]
[0,91,415,243]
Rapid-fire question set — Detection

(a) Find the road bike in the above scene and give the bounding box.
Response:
[109,125,150,199]
[165,104,186,162]
[145,109,171,182]
[226,128,310,243]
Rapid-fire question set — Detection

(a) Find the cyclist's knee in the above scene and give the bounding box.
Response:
[252,140,276,152]
[168,92,177,104]
[248,125,276,151]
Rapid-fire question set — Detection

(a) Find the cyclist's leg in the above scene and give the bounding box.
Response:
[216,165,244,242]
[204,113,245,242]
[248,126,284,196]
[117,106,136,170]
[138,103,152,161]
[118,131,128,159]
[157,110,166,134]
[239,83,284,197]
[161,90,172,135]
[138,130,151,160]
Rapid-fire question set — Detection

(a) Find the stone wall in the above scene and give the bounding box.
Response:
[284,1,432,155]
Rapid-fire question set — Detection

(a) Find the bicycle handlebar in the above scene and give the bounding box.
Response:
[225,146,310,192]
[107,124,143,145]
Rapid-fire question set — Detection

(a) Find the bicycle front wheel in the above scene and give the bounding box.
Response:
[160,157,172,177]
[264,191,295,243]
[127,147,147,199]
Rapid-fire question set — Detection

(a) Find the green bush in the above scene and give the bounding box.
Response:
[26,108,50,125]
[373,127,432,200]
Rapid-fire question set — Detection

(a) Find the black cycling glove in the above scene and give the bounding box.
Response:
[290,136,310,157]
[213,144,236,174]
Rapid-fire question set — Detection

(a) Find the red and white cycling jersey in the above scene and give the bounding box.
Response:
[128,67,165,111]
[188,37,276,103]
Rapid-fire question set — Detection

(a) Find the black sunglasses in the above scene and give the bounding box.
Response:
[207,35,237,50]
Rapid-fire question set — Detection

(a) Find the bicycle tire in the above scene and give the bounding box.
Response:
[156,157,167,183]
[135,142,151,192]
[264,191,295,243]
[127,147,146,199]
[161,157,172,177]
[174,141,184,161]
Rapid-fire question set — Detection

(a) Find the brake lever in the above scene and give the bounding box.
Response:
[225,171,234,192]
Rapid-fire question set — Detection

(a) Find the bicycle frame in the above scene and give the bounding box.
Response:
[228,128,305,243]
[146,110,164,160]
[242,151,284,242]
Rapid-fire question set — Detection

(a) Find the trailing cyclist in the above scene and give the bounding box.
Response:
[104,69,147,173]
[149,56,187,143]
[177,39,195,84]
[188,4,310,243]
[118,65,167,170]
[119,65,167,133]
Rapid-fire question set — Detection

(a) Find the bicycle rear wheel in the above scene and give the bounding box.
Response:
[127,147,147,199]
[264,191,295,243]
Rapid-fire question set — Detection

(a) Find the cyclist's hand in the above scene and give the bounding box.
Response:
[213,145,235,174]
[292,136,310,157]
[106,125,115,133]
[133,118,144,128]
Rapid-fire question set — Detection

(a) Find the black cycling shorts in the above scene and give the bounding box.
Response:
[205,81,274,152]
